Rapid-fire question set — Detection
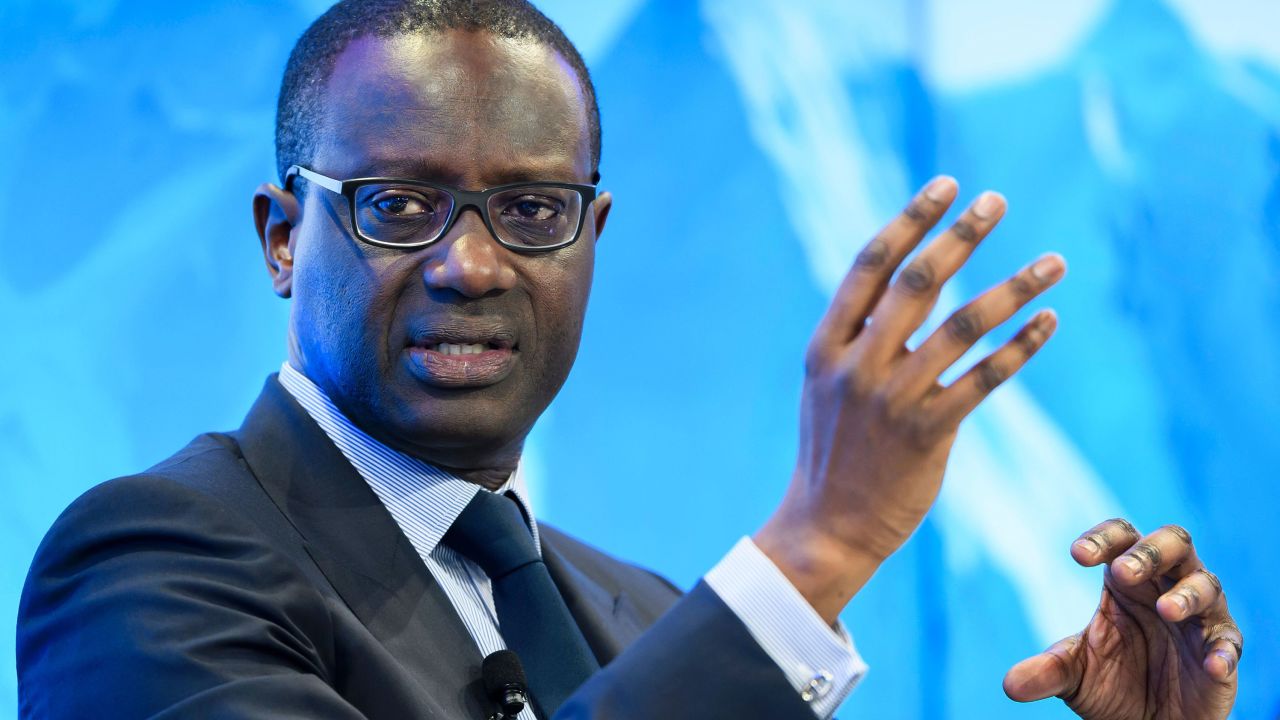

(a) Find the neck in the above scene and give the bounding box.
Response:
[376,427,522,489]
[440,464,514,491]
[373,427,524,492]
[377,428,525,492]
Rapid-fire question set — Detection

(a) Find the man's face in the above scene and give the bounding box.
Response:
[271,31,608,470]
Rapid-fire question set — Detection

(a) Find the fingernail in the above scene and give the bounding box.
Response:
[971,191,1003,219]
[1030,253,1065,281]
[1121,556,1144,576]
[1214,649,1237,676]
[1074,537,1101,556]
[924,175,955,201]
[1170,593,1189,614]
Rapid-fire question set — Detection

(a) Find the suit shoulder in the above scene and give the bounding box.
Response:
[40,433,261,538]
[23,432,299,595]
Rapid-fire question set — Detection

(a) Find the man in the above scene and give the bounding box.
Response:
[17,0,1242,718]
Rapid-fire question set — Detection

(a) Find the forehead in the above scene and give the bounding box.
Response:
[315,31,592,184]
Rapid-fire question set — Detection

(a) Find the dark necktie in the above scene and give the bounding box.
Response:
[441,490,600,717]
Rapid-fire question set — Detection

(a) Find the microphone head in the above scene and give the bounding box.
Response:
[482,650,529,716]
[482,650,527,693]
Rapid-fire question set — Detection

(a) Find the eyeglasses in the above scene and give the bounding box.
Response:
[284,165,597,252]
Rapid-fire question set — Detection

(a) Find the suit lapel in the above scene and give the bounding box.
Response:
[540,533,648,666]
[234,376,489,716]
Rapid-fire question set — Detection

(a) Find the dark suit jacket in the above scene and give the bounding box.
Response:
[18,377,814,719]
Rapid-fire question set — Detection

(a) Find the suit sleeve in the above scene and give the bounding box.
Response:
[17,474,369,720]
[555,581,817,720]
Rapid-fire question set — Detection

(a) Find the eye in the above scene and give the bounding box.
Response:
[369,190,434,218]
[503,195,563,222]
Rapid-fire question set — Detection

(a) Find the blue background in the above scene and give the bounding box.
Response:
[3,0,1278,717]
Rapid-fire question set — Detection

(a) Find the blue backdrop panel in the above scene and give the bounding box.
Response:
[2,1,1276,717]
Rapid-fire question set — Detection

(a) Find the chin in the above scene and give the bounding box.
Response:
[384,390,535,465]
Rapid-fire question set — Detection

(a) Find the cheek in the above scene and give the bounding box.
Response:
[290,229,405,385]
[294,246,364,339]
[530,249,595,371]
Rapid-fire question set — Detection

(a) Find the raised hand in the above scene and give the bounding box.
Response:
[1003,519,1241,718]
[754,176,1065,622]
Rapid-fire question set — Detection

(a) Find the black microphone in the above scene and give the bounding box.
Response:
[482,650,529,720]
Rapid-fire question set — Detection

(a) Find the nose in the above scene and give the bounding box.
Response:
[423,208,518,298]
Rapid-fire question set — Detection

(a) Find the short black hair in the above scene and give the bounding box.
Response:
[275,0,601,185]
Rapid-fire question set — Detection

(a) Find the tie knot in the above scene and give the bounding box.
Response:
[441,491,540,579]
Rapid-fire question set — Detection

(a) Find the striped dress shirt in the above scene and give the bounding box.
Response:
[278,362,865,718]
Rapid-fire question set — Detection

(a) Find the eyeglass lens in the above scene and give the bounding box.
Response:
[353,183,583,248]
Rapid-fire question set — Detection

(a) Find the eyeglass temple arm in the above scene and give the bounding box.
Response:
[285,165,343,194]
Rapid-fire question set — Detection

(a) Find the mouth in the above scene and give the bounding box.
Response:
[404,329,519,388]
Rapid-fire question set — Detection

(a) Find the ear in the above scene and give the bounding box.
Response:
[590,190,612,243]
[253,183,301,298]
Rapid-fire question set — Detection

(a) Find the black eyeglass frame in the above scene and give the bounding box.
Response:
[284,165,598,253]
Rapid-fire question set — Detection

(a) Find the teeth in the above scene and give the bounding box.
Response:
[434,342,488,356]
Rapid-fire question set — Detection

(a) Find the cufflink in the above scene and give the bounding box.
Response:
[800,669,834,702]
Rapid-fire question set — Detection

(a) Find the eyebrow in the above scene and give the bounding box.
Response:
[348,157,584,187]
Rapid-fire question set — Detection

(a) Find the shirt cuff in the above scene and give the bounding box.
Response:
[704,537,868,718]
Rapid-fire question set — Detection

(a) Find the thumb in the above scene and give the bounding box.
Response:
[1002,633,1084,702]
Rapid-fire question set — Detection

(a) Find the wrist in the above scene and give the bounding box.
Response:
[753,512,886,625]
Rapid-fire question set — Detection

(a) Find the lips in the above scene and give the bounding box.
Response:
[404,327,518,388]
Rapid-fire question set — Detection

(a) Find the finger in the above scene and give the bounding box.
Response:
[1110,524,1199,586]
[1002,633,1084,702]
[810,176,957,356]
[1204,620,1243,682]
[929,308,1057,425]
[891,252,1066,399]
[1157,567,1223,622]
[857,190,1007,365]
[1070,517,1144,567]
